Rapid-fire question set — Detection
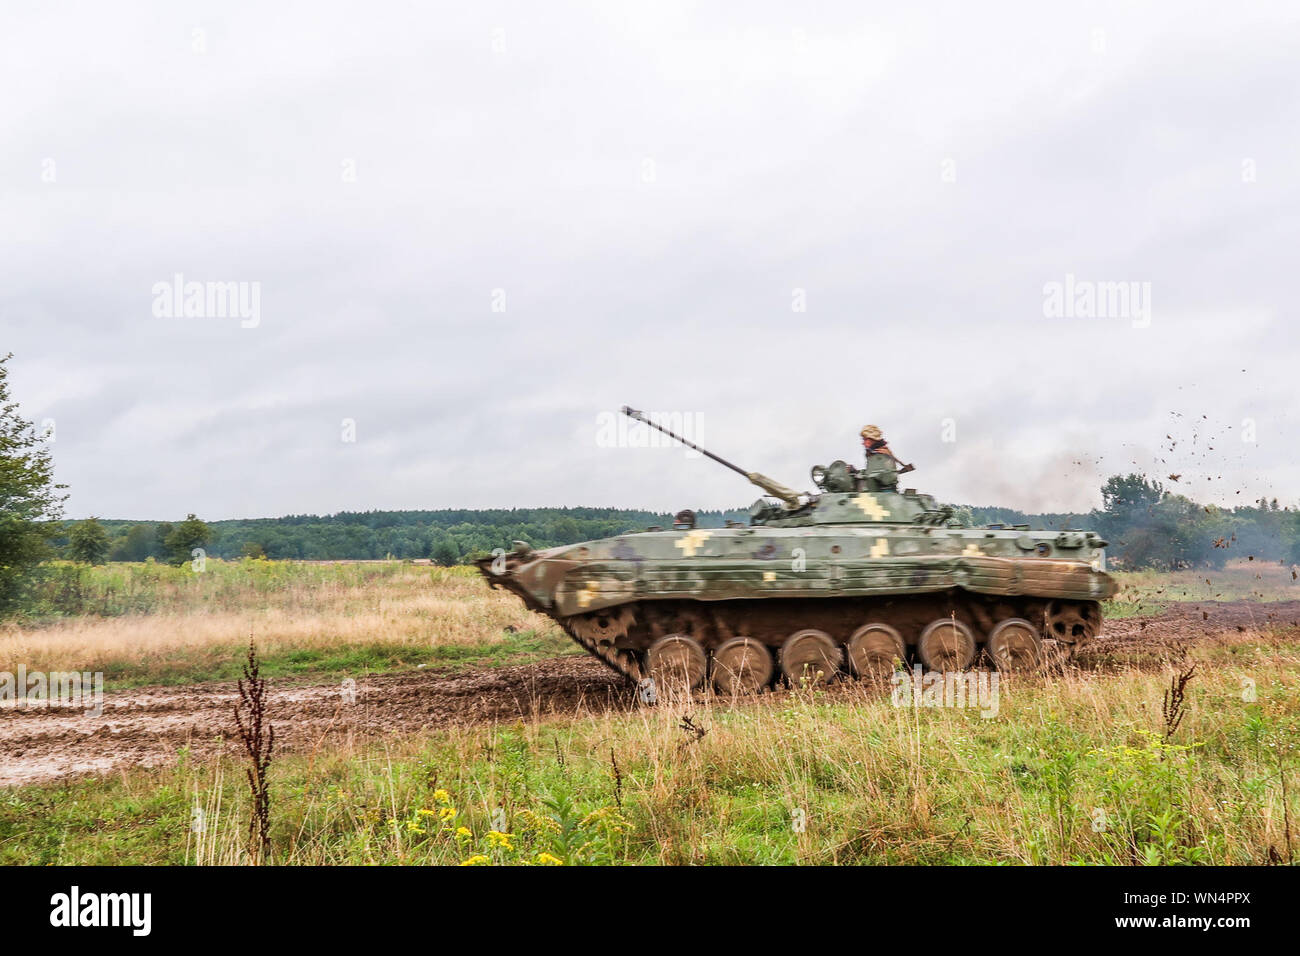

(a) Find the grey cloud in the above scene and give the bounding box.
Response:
[2,0,1297,519]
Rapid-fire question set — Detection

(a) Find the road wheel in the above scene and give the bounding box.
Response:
[917,618,976,671]
[987,618,1042,670]
[711,637,774,696]
[1044,600,1102,644]
[646,634,707,692]
[846,623,905,678]
[780,629,840,686]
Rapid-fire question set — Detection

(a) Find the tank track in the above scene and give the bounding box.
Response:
[561,616,645,681]
[558,592,1104,688]
[478,554,647,681]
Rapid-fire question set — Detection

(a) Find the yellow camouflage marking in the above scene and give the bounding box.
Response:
[854,494,891,520]
[575,579,599,608]
[870,538,889,558]
[762,571,776,582]
[674,529,714,557]
[962,543,983,557]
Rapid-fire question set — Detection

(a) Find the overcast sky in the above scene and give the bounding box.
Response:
[3,1,1298,520]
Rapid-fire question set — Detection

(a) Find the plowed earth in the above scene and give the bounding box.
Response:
[3,599,1298,786]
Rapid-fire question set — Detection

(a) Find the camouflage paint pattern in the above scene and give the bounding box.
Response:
[491,485,1114,619]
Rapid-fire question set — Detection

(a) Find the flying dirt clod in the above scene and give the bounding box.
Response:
[477,408,1117,694]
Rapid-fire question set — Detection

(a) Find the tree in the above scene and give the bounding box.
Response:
[113,524,155,562]
[1114,494,1201,570]
[153,522,174,560]
[164,514,211,566]
[1096,474,1167,567]
[548,516,582,544]
[67,517,110,565]
[432,539,461,567]
[1100,473,1165,514]
[0,354,67,615]
[1092,473,1240,570]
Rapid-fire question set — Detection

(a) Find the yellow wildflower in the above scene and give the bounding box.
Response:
[460,854,490,866]
[536,853,563,866]
[516,809,560,835]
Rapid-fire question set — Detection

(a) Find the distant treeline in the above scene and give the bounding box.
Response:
[967,474,1299,569]
[51,508,751,566]
[52,475,1300,570]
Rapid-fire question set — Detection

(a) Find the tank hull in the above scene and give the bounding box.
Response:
[479,522,1117,687]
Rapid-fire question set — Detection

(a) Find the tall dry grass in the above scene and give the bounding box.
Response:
[0,560,564,684]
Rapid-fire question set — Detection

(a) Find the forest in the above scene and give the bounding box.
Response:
[51,474,1300,571]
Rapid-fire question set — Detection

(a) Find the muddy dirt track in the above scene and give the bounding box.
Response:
[3,599,1299,787]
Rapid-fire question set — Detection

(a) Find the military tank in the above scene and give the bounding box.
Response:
[478,407,1116,694]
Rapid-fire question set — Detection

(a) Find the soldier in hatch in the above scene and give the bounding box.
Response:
[860,425,898,464]
[855,425,910,491]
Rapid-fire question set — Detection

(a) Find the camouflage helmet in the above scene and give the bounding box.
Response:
[860,425,883,441]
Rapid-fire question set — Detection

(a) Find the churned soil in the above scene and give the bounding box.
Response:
[1081,599,1300,659]
[2,599,1298,787]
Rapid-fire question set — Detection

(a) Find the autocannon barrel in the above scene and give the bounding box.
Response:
[619,406,801,505]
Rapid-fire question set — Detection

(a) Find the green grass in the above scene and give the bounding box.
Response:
[88,628,578,690]
[6,562,1297,865]
[3,627,1296,865]
[24,558,454,619]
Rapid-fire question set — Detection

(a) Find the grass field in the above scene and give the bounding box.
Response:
[2,558,1297,866]
[2,624,1296,865]
[5,559,1295,688]
[1,560,574,688]
[1105,561,1299,618]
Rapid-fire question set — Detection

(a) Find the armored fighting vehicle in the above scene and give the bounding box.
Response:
[478,408,1116,694]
